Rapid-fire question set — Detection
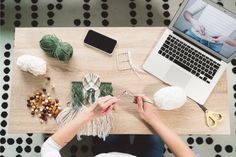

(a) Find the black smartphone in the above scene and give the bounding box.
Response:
[84,30,117,55]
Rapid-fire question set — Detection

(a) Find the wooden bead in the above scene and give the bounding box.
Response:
[55,99,59,103]
[45,77,51,81]
[27,89,62,123]
[31,111,35,115]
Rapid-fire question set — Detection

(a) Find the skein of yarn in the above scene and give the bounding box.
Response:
[39,34,73,61]
[16,55,47,76]
[153,86,187,110]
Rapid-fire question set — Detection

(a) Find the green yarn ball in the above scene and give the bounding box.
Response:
[39,34,73,61]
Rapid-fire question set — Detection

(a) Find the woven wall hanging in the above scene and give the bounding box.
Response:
[56,73,113,140]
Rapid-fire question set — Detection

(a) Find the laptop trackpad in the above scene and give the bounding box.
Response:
[164,65,191,88]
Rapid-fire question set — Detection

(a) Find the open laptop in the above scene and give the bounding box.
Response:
[143,0,236,104]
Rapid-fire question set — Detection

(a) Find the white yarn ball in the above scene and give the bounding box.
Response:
[153,86,187,110]
[16,55,47,76]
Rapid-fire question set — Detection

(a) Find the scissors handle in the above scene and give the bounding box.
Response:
[205,110,223,128]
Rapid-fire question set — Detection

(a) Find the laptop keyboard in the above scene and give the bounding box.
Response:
[158,35,221,84]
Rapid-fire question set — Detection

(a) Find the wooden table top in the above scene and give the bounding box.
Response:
[9,27,230,134]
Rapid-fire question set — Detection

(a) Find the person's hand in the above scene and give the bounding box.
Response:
[190,18,206,35]
[211,35,227,43]
[134,96,157,124]
[83,96,120,119]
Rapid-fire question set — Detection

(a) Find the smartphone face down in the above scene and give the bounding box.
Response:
[84,30,117,55]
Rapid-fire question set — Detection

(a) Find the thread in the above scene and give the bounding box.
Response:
[39,34,73,61]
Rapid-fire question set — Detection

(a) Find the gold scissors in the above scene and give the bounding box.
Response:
[196,103,223,128]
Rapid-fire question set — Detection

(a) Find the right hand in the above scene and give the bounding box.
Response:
[190,18,206,35]
[134,96,157,124]
[82,96,120,119]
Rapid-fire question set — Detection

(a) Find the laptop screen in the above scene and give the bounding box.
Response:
[172,0,236,60]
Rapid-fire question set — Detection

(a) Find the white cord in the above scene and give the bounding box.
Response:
[116,50,145,79]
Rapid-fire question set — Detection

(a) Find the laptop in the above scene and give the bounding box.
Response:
[143,0,236,104]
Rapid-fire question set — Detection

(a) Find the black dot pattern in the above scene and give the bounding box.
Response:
[0,0,5,26]
[196,137,203,145]
[81,0,91,26]
[30,0,38,27]
[225,145,233,153]
[34,146,41,153]
[56,3,63,10]
[231,59,236,66]
[2,102,8,109]
[47,19,54,26]
[217,2,224,7]
[5,43,11,50]
[74,19,81,26]
[1,1,236,157]
[26,138,33,144]
[145,0,153,26]
[0,129,6,136]
[1,138,6,144]
[7,138,15,145]
[47,3,54,10]
[1,120,7,127]
[24,145,31,153]
[101,0,109,26]
[3,84,9,91]
[214,144,222,153]
[206,137,213,145]
[162,0,170,26]
[129,0,137,26]
[187,137,194,145]
[15,5,21,11]
[16,138,23,144]
[46,3,54,26]
[16,146,23,153]
[1,111,8,118]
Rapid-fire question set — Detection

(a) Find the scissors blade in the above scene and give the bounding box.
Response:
[197,103,208,112]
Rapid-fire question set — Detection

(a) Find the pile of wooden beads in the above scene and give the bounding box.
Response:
[27,89,62,123]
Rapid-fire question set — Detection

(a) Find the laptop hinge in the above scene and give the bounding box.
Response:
[173,32,222,62]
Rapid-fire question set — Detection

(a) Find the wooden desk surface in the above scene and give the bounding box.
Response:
[9,27,230,134]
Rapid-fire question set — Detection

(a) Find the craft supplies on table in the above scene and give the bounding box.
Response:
[9,27,229,135]
[116,50,145,79]
[16,55,47,76]
[56,73,113,140]
[196,103,223,128]
[26,89,62,123]
[153,86,187,110]
[40,34,73,61]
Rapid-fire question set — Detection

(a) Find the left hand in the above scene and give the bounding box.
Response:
[83,96,120,119]
[134,95,157,124]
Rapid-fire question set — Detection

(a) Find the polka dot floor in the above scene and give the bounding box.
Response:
[1,0,236,157]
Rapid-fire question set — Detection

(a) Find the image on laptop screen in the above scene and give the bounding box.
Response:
[173,0,236,59]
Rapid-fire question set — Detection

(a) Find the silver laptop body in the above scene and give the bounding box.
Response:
[143,0,236,104]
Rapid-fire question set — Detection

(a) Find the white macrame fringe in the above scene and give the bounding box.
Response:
[56,105,112,141]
